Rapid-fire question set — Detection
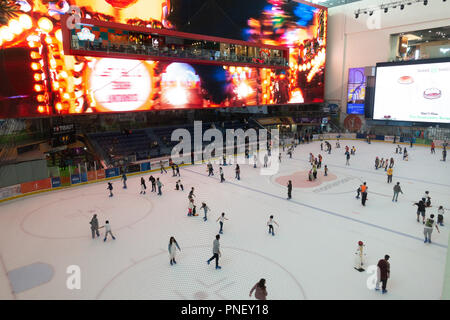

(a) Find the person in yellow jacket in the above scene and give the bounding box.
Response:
[387,167,393,183]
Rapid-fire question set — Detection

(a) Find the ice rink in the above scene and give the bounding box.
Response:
[0,140,449,300]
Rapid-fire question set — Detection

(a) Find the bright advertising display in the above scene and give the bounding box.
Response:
[346,67,366,115]
[0,0,327,118]
[373,60,450,123]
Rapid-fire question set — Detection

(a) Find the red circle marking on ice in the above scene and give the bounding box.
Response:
[275,170,337,188]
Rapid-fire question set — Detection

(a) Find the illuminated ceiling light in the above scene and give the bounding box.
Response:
[56,103,63,111]
[8,19,23,35]
[30,51,41,59]
[45,36,52,44]
[37,17,53,33]
[34,84,44,92]
[37,106,45,113]
[31,62,41,71]
[19,14,32,30]
[36,95,45,102]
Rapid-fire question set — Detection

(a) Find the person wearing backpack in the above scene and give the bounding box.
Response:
[424,214,440,243]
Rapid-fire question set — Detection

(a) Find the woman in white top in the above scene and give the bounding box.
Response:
[168,237,181,265]
[267,215,279,236]
[188,198,195,216]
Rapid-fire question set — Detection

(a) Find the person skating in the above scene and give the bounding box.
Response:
[287,180,292,199]
[222,155,227,166]
[101,220,116,242]
[312,165,318,180]
[107,182,113,197]
[201,202,210,221]
[324,165,328,176]
[320,142,323,151]
[278,152,281,163]
[188,187,195,200]
[249,279,268,300]
[354,241,366,272]
[89,214,100,239]
[156,178,163,195]
[438,206,445,226]
[171,163,176,176]
[175,164,181,177]
[403,148,408,160]
[206,234,222,269]
[264,154,268,168]
[253,154,257,168]
[431,141,435,154]
[168,237,181,265]
[375,157,380,170]
[318,154,322,168]
[389,157,394,168]
[175,179,184,191]
[361,182,368,206]
[219,166,225,183]
[442,148,447,162]
[387,167,393,183]
[187,198,195,216]
[424,214,440,243]
[121,172,127,189]
[217,213,229,234]
[356,184,362,199]
[160,160,167,174]
[140,177,146,194]
[235,164,240,180]
[345,151,350,166]
[392,182,403,202]
[414,200,426,224]
[267,215,279,236]
[149,175,156,192]
[422,191,431,207]
[207,162,214,176]
[375,255,390,294]
[384,159,388,171]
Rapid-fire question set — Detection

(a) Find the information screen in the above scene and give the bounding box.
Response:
[346,68,366,115]
[373,61,450,123]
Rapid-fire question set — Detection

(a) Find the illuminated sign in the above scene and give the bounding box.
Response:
[77,27,95,41]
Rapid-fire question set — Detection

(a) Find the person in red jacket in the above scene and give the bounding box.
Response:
[249,278,268,300]
[375,255,390,294]
[431,141,435,154]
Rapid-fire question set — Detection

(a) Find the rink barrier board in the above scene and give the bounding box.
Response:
[0,137,445,203]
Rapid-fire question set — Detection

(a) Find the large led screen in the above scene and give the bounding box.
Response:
[0,0,327,118]
[346,67,366,115]
[373,61,450,123]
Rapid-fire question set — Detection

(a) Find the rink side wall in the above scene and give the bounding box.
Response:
[0,133,446,204]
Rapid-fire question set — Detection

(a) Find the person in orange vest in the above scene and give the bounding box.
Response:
[387,167,393,183]
[431,141,435,154]
[361,182,368,206]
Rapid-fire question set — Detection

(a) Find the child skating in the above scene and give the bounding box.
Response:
[101,220,116,242]
[217,212,229,234]
[267,215,279,236]
[168,237,181,265]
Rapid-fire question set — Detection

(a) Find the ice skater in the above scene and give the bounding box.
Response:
[217,212,229,234]
[438,206,445,226]
[422,191,431,207]
[168,237,181,265]
[414,199,426,224]
[101,220,116,242]
[253,154,257,168]
[424,214,440,243]
[354,241,366,272]
[219,167,225,183]
[249,279,267,300]
[387,167,393,183]
[156,178,163,195]
[356,184,361,199]
[324,165,328,176]
[235,164,240,180]
[361,182,368,206]
[442,149,447,162]
[149,175,156,192]
[264,154,268,168]
[201,202,210,221]
[140,177,146,194]
[287,180,292,200]
[267,215,279,236]
[175,164,181,177]
[392,182,403,202]
[121,172,127,189]
[206,234,222,269]
[375,157,380,170]
[188,187,195,200]
[345,151,350,165]
[431,141,435,154]
[107,182,113,197]
[160,160,167,174]
[187,198,195,216]
[207,162,214,176]
[375,255,390,294]
[89,214,100,239]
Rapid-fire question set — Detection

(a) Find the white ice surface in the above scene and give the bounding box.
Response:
[0,140,449,300]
